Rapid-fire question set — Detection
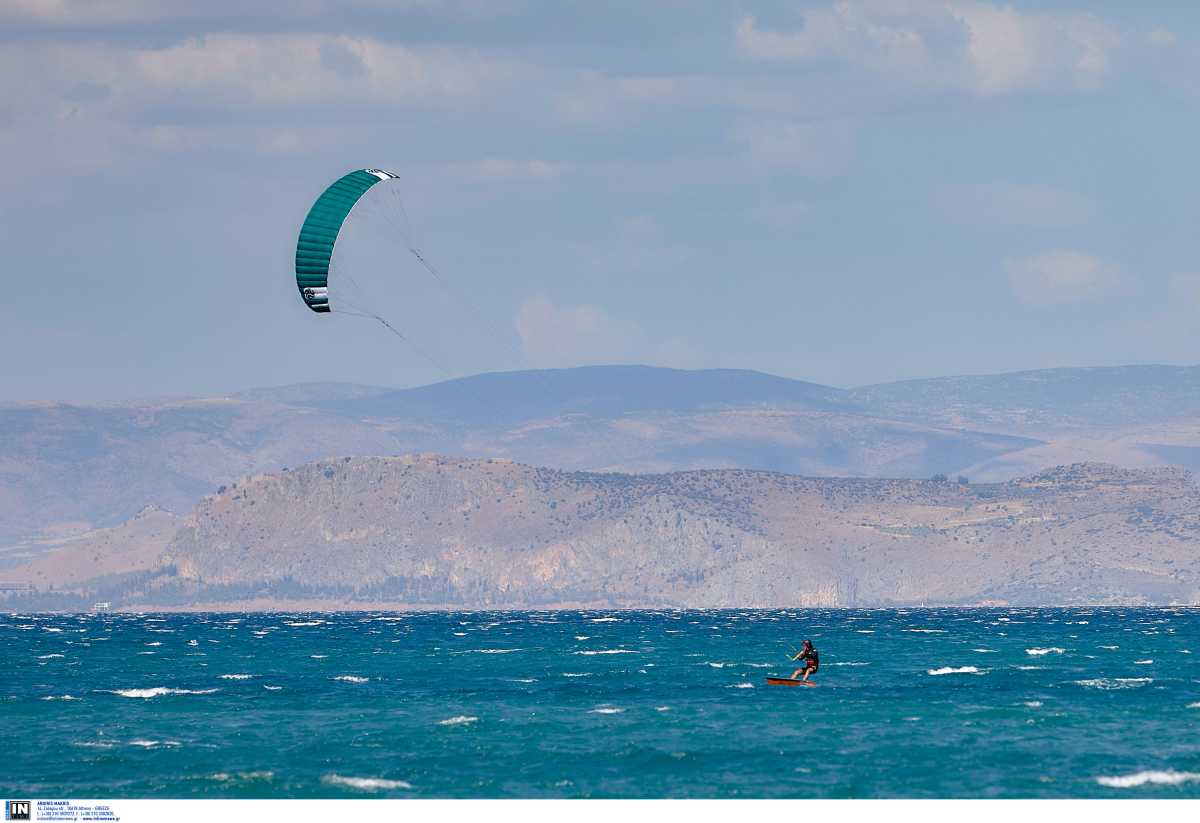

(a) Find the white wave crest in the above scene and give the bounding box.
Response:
[323,774,412,791]
[1096,770,1200,788]
[438,715,478,726]
[589,706,625,714]
[1074,677,1152,690]
[219,673,254,680]
[927,666,984,676]
[105,687,217,698]
[333,675,369,684]
[208,771,274,782]
[575,649,637,655]
[1025,647,1065,656]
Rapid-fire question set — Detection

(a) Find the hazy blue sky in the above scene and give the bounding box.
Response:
[3,1,1198,401]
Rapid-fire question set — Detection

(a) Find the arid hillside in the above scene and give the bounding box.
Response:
[4,456,1197,609]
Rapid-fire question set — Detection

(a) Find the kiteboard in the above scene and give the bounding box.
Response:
[766,677,817,687]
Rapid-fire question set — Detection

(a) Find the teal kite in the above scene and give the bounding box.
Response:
[294,168,399,313]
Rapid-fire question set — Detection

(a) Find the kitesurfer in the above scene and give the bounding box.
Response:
[790,639,819,681]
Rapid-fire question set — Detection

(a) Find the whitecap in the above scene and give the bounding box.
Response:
[129,739,181,748]
[589,617,621,623]
[323,774,412,791]
[310,655,328,659]
[285,621,324,627]
[1134,659,1153,665]
[41,694,80,701]
[208,771,273,782]
[575,649,637,655]
[1074,678,1152,690]
[830,662,870,667]
[1026,647,1065,656]
[655,706,671,712]
[333,675,369,684]
[589,706,624,714]
[728,682,754,689]
[928,666,984,676]
[906,629,948,634]
[1096,770,1200,788]
[561,673,592,678]
[37,653,66,659]
[1023,701,1043,708]
[438,715,478,726]
[468,649,522,654]
[219,674,254,680]
[104,687,217,698]
[263,685,283,691]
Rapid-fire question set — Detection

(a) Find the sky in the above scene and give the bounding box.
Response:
[2,0,1199,401]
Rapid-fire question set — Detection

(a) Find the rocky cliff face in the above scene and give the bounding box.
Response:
[139,456,1200,608]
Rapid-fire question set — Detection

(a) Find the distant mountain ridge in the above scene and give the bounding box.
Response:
[3,363,1198,547]
[4,456,1197,609]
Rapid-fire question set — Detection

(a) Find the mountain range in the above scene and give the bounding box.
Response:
[3,456,1196,610]
[4,363,1200,550]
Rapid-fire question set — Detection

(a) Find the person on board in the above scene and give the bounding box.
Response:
[790,639,819,681]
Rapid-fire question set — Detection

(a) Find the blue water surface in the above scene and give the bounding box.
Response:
[3,608,1199,798]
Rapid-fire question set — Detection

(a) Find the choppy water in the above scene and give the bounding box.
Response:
[3,608,1199,798]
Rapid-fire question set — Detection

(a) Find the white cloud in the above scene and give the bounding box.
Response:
[131,34,514,108]
[0,33,530,183]
[736,1,1119,96]
[515,296,630,368]
[950,2,1116,94]
[0,1,489,26]
[1006,250,1119,305]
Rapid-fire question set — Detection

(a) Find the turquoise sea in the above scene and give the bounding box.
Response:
[4,608,1199,798]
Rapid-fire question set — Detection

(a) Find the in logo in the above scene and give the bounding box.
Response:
[4,800,30,821]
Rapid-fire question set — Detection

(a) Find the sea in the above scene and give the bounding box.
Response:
[3,608,1199,798]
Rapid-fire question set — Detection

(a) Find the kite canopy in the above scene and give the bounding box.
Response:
[294,168,399,313]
